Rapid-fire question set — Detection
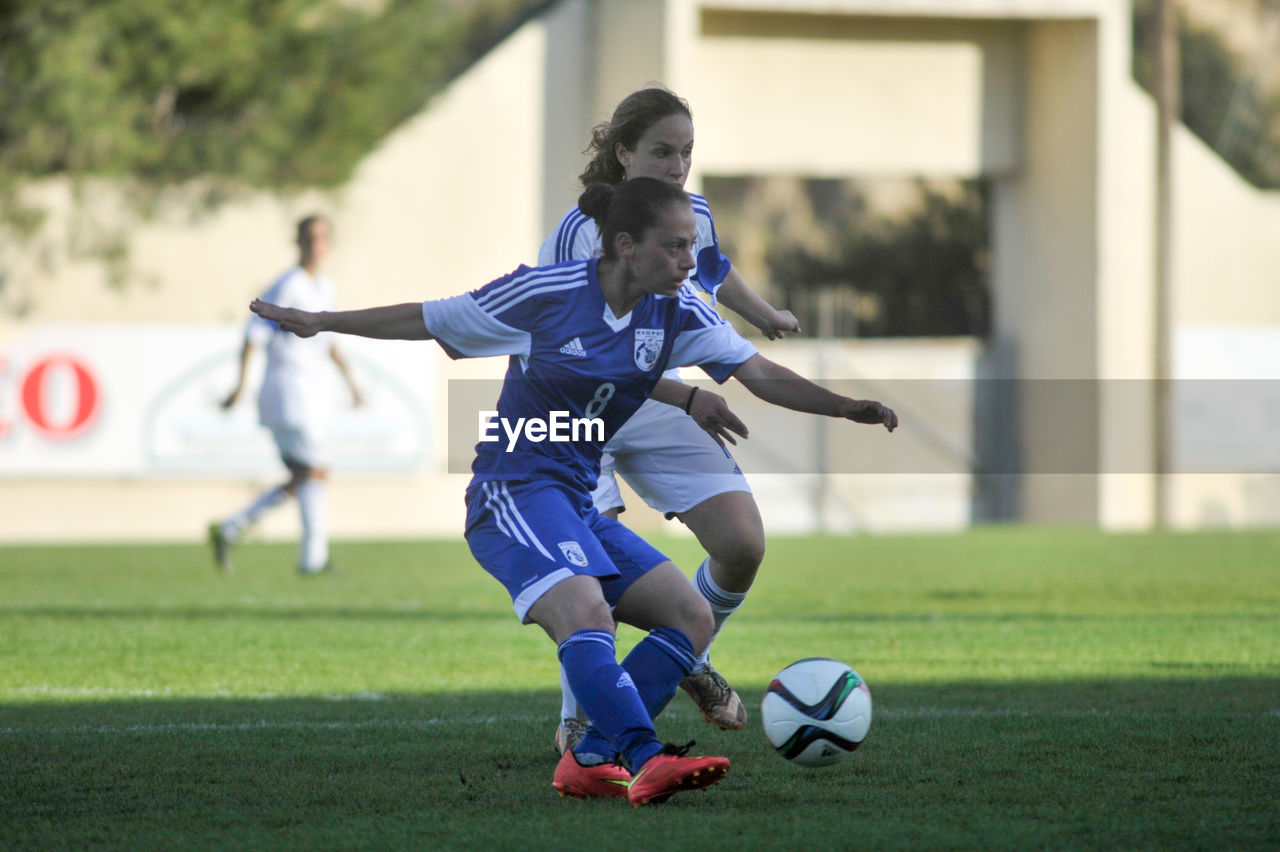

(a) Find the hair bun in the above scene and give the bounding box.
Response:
[577,182,615,224]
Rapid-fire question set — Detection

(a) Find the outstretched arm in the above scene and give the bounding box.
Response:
[715,268,801,340]
[250,299,432,341]
[649,378,749,447]
[329,345,364,406]
[221,338,255,408]
[730,353,898,431]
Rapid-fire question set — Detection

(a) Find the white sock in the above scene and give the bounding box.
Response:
[296,478,329,571]
[559,665,583,722]
[693,557,748,670]
[225,486,288,540]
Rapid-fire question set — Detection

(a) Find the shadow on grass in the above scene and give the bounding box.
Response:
[0,606,509,623]
[2,679,1277,851]
[7,605,1278,627]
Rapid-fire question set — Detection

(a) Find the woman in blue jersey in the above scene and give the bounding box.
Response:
[541,87,798,747]
[252,178,897,805]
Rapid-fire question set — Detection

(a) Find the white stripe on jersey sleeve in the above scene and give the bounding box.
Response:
[421,294,532,359]
[677,286,723,325]
[539,207,599,265]
[690,192,714,218]
[670,323,757,381]
[475,265,590,316]
[688,193,730,301]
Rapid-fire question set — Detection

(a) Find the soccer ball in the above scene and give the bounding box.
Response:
[760,658,872,767]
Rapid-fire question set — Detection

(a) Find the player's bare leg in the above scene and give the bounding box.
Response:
[672,490,765,729]
[208,468,304,573]
[293,466,331,575]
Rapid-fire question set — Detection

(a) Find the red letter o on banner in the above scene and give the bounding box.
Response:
[0,357,9,438]
[21,355,100,439]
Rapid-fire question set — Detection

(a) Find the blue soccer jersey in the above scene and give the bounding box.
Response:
[421,259,756,493]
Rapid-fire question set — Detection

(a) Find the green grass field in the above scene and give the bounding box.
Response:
[2,528,1277,850]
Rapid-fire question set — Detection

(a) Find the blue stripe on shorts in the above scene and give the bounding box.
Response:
[464,479,668,622]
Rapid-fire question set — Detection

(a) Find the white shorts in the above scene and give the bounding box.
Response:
[268,423,327,471]
[591,398,751,517]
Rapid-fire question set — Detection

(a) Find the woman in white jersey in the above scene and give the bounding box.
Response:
[252,178,896,804]
[210,215,363,576]
[540,87,799,747]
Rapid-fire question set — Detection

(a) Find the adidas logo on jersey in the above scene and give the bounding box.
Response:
[559,337,587,357]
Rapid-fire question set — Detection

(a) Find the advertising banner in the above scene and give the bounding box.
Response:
[1,325,436,477]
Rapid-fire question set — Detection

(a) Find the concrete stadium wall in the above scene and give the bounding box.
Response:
[684,12,1024,178]
[1167,85,1280,527]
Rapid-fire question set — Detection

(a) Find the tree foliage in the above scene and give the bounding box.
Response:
[705,177,990,339]
[1132,0,1280,188]
[765,181,990,338]
[0,0,543,191]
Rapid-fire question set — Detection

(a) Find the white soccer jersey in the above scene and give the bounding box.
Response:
[421,259,757,493]
[539,191,731,296]
[246,266,337,429]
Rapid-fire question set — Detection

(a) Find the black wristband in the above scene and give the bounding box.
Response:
[684,386,699,415]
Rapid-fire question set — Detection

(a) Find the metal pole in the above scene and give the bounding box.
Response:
[1152,0,1179,528]
[814,288,833,531]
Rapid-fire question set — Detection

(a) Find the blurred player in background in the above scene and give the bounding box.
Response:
[209,214,363,576]
[540,86,800,749]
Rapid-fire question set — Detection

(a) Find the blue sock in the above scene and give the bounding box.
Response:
[557,629,661,770]
[621,626,698,721]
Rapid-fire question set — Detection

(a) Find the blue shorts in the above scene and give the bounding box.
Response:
[464,478,669,623]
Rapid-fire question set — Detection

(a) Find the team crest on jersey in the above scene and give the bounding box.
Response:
[634,328,664,371]
[558,541,588,567]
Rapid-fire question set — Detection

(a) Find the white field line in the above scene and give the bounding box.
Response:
[0,716,548,737]
[2,705,1277,738]
[6,686,392,700]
